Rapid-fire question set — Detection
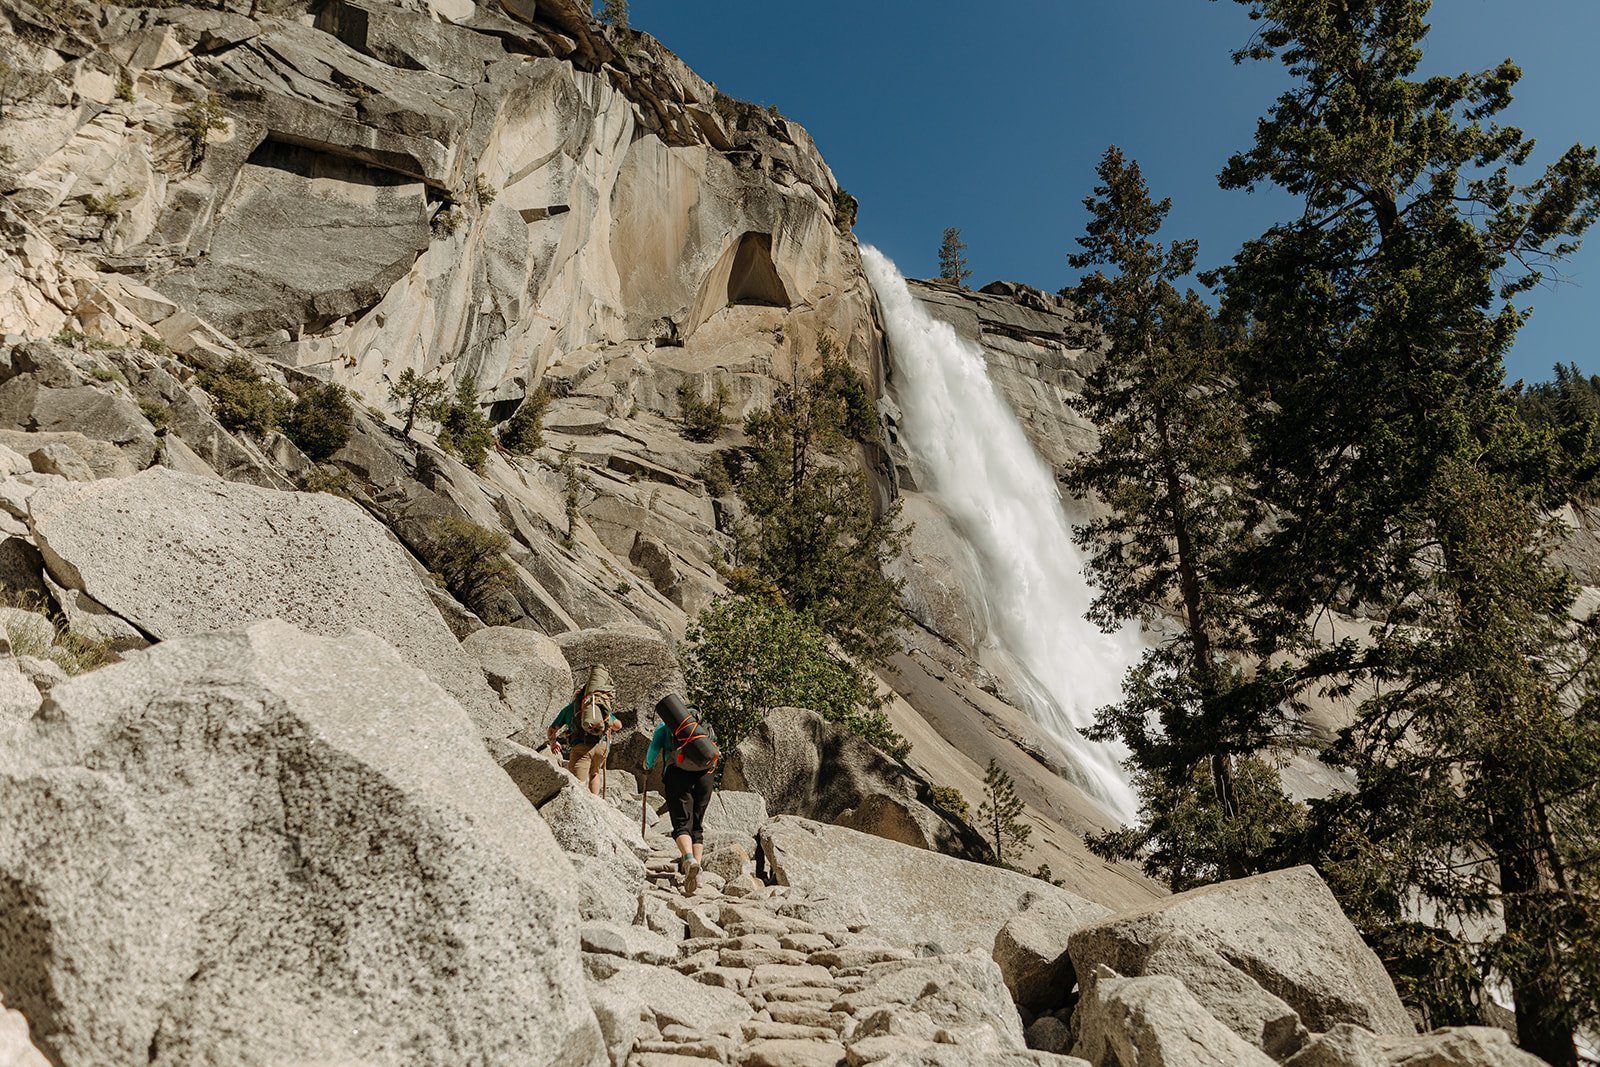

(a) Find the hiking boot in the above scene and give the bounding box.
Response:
[679,855,700,896]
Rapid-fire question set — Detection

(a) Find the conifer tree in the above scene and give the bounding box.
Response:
[1214,2,1600,1057]
[597,0,627,28]
[734,340,905,665]
[1063,145,1302,886]
[389,368,448,436]
[978,759,1030,866]
[937,227,971,289]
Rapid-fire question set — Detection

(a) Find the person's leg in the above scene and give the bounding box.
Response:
[688,770,713,864]
[566,742,594,780]
[663,767,700,893]
[585,743,607,795]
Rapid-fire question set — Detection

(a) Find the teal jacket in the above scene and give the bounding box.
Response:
[643,722,672,770]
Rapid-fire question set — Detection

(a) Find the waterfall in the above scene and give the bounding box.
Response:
[862,246,1142,822]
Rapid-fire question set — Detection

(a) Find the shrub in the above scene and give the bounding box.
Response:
[474,174,497,207]
[284,382,352,462]
[422,516,512,617]
[699,451,733,497]
[597,0,627,27]
[180,93,227,167]
[90,367,123,383]
[833,187,858,233]
[677,379,732,442]
[137,398,170,431]
[432,204,465,236]
[497,389,548,455]
[295,464,356,498]
[197,356,283,437]
[436,380,494,472]
[928,784,970,822]
[682,594,908,758]
[138,333,169,356]
[115,72,133,102]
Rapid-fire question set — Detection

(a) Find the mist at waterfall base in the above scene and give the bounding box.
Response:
[863,247,1143,823]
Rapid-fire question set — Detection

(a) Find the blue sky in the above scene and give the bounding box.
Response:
[626,1,1600,386]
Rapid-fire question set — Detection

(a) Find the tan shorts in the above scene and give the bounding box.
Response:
[566,741,607,781]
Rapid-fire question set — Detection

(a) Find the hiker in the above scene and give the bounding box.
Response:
[547,665,622,795]
[644,700,719,894]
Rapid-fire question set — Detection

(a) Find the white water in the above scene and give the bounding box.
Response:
[863,247,1143,822]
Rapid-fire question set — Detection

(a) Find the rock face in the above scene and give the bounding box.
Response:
[26,467,508,735]
[0,621,603,1067]
[464,625,572,735]
[1068,866,1413,1039]
[760,815,1107,1003]
[1071,967,1277,1067]
[726,706,980,856]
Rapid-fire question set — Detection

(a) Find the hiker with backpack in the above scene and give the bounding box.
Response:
[645,694,720,894]
[547,665,622,795]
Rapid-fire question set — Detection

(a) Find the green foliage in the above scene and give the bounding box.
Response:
[388,368,449,435]
[1063,144,1300,885]
[699,451,734,498]
[596,0,626,27]
[179,93,227,168]
[938,227,971,288]
[197,356,283,437]
[474,174,497,207]
[734,339,904,665]
[284,382,352,463]
[89,367,123,384]
[52,329,112,351]
[977,759,1030,866]
[137,398,169,431]
[928,784,970,822]
[497,389,548,455]
[832,188,858,233]
[1212,2,1600,1058]
[1516,362,1600,499]
[558,443,592,547]
[431,204,465,236]
[677,379,732,442]
[1088,756,1305,892]
[295,464,357,499]
[682,594,907,758]
[436,380,494,472]
[114,72,133,102]
[421,516,512,620]
[138,334,169,356]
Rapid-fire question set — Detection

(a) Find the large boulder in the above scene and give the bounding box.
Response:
[26,468,508,735]
[1067,866,1412,1038]
[1070,967,1277,1067]
[839,952,1028,1050]
[0,621,604,1067]
[760,816,1107,1003]
[725,706,977,856]
[0,994,48,1067]
[1284,1024,1549,1067]
[464,625,572,736]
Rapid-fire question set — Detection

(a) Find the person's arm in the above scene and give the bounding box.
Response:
[547,703,573,750]
[644,722,668,770]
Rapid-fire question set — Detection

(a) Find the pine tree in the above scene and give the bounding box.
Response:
[978,759,1030,866]
[734,340,905,665]
[1063,145,1301,887]
[597,0,627,28]
[1213,2,1600,1057]
[388,368,448,436]
[937,227,971,289]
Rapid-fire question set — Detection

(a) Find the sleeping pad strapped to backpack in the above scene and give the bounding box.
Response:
[656,693,721,772]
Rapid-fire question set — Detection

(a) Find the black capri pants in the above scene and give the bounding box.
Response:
[663,764,713,843]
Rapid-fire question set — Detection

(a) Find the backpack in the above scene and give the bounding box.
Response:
[656,693,720,773]
[577,664,614,737]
